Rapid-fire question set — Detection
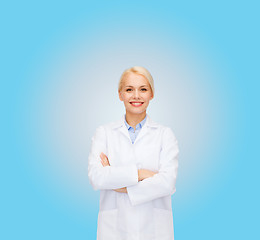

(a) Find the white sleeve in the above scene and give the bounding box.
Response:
[126,127,179,206]
[88,126,139,190]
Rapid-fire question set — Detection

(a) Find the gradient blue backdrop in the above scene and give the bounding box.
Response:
[1,1,259,239]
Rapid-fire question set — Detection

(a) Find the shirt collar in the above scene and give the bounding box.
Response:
[124,114,147,130]
[111,113,159,129]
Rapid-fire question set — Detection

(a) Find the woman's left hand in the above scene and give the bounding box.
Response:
[100,152,127,193]
[113,187,127,193]
[100,152,110,167]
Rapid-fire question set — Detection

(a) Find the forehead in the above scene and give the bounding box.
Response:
[123,72,149,87]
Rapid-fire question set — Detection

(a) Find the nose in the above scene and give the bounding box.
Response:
[133,89,140,98]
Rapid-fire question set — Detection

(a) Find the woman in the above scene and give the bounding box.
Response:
[88,66,179,240]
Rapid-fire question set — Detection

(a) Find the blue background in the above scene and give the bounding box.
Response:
[1,1,259,239]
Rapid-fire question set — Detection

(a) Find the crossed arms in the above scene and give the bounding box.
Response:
[99,152,157,193]
[88,126,179,206]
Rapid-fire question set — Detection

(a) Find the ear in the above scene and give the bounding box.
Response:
[118,90,123,101]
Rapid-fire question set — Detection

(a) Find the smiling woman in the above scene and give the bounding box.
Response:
[88,66,179,240]
[118,67,154,128]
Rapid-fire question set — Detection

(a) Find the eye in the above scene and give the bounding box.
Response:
[126,89,132,92]
[141,88,148,91]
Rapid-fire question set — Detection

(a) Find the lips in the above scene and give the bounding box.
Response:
[130,102,144,107]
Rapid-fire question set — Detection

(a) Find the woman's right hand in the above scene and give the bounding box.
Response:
[138,169,158,181]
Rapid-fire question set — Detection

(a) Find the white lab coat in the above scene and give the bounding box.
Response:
[88,114,179,240]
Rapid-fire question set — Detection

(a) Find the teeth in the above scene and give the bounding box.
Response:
[131,102,143,106]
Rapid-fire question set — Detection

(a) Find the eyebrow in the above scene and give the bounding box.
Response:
[125,85,149,88]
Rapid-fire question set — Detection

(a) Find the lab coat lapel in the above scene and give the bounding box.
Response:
[134,114,151,144]
[114,114,132,142]
[119,125,131,142]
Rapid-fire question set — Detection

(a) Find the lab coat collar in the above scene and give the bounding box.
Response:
[111,113,159,129]
[111,113,159,144]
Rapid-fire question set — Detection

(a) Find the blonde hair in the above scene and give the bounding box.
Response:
[118,66,155,97]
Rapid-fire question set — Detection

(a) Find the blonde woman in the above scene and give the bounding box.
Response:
[88,66,179,240]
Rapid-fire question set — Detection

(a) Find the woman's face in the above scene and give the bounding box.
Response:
[118,72,153,116]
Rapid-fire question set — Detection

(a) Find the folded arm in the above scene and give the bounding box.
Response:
[126,127,179,206]
[100,152,157,193]
[88,126,139,190]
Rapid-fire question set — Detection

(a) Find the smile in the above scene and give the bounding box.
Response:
[130,102,144,107]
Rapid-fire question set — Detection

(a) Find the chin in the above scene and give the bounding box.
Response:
[127,109,147,115]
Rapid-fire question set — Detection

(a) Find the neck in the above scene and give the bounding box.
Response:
[125,111,147,130]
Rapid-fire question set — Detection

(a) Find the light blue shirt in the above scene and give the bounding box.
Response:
[124,114,147,144]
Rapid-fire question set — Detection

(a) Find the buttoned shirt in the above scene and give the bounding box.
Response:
[124,114,147,144]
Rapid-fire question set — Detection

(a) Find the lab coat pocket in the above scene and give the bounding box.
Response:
[153,208,174,240]
[97,209,119,240]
